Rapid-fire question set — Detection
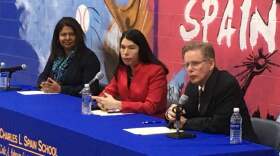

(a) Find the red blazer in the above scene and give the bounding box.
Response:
[103,63,167,117]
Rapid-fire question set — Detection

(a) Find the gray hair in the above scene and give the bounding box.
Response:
[182,42,215,60]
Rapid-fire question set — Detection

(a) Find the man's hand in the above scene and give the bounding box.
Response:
[165,104,177,122]
[165,104,187,129]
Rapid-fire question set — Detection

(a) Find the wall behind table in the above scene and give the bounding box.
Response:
[0,0,39,86]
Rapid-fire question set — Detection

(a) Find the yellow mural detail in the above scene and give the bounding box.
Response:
[104,0,152,37]
[103,0,153,80]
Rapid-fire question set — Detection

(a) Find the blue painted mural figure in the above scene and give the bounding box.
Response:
[37,17,100,96]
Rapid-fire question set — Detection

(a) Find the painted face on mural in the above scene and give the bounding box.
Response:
[120,38,140,67]
[59,26,76,53]
[183,49,214,86]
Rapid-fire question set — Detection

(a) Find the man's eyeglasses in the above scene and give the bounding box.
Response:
[184,59,208,69]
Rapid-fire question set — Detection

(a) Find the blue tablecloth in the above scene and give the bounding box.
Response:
[0,90,278,156]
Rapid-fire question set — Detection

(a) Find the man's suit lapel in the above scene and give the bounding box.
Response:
[199,68,218,115]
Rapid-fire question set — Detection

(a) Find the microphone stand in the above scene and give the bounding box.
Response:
[167,106,196,139]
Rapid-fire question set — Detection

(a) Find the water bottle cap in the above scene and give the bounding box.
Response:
[233,107,239,112]
[84,84,89,88]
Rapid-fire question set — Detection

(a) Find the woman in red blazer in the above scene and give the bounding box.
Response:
[93,29,168,117]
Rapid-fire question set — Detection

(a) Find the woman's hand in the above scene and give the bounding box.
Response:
[92,92,121,111]
[40,77,61,93]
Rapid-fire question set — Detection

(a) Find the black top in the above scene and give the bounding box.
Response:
[183,68,258,142]
[37,47,100,96]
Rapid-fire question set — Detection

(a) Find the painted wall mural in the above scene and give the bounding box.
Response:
[2,0,278,119]
[14,0,153,83]
[15,0,111,82]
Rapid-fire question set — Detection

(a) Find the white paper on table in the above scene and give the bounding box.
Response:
[17,91,59,95]
[91,110,133,116]
[123,126,181,135]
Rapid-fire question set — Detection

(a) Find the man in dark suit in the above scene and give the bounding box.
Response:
[165,42,258,142]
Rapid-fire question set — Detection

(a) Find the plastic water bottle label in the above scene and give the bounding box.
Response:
[230,123,241,130]
[0,72,8,88]
[82,94,92,115]
[230,122,242,144]
[82,94,91,104]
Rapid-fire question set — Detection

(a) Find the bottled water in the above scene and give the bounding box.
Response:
[81,84,92,115]
[0,72,8,89]
[230,107,242,144]
[0,62,8,89]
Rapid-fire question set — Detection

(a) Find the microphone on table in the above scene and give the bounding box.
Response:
[167,94,196,139]
[0,64,27,73]
[0,64,27,91]
[88,71,104,86]
[167,94,188,128]
[80,71,104,94]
